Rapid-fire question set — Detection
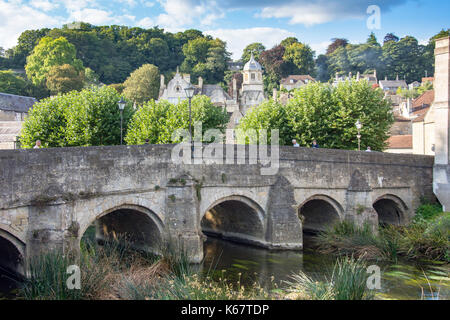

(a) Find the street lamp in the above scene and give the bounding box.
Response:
[118,97,126,145]
[184,84,195,157]
[355,119,362,151]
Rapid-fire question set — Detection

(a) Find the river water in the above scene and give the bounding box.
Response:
[1,236,449,300]
[200,237,450,300]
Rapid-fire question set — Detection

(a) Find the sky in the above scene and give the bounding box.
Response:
[0,0,449,59]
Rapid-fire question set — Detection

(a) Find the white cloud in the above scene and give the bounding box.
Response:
[205,27,297,60]
[0,0,62,49]
[29,0,59,11]
[137,16,154,28]
[310,40,331,55]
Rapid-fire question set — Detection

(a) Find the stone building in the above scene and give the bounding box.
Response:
[0,92,36,149]
[280,75,316,91]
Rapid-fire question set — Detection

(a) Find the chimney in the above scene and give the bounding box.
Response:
[336,72,339,81]
[396,74,399,81]
[273,88,278,101]
[183,74,191,84]
[407,98,412,114]
[349,72,352,79]
[356,71,361,81]
[374,69,377,78]
[385,76,387,81]
[198,76,203,90]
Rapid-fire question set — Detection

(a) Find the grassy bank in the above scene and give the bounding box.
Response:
[315,203,450,263]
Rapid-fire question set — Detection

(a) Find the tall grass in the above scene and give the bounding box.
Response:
[284,256,375,300]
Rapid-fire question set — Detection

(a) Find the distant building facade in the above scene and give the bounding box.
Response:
[280,75,316,91]
[0,92,36,149]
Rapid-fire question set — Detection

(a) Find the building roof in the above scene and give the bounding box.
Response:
[387,135,413,149]
[0,92,36,113]
[411,90,434,123]
[379,80,408,89]
[280,75,316,86]
[243,53,262,71]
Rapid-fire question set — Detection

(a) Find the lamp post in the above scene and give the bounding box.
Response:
[184,84,195,157]
[355,119,362,151]
[118,97,126,145]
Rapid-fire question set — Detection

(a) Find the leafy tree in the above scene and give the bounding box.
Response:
[241,43,266,64]
[109,83,125,94]
[19,86,134,148]
[280,37,299,48]
[315,54,330,82]
[367,33,379,46]
[383,33,399,44]
[125,95,229,145]
[25,37,84,86]
[260,45,289,93]
[7,28,50,68]
[239,81,393,151]
[84,67,100,87]
[46,64,85,95]
[283,42,316,76]
[0,71,28,96]
[327,38,349,55]
[123,64,160,104]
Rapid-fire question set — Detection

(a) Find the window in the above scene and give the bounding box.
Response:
[251,73,255,80]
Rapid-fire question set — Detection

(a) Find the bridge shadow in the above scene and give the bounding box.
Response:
[201,197,266,248]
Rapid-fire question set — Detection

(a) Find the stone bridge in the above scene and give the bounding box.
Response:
[0,144,434,274]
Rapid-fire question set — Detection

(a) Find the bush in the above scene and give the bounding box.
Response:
[414,203,443,223]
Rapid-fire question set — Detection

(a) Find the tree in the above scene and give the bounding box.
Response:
[327,38,349,55]
[283,42,316,76]
[260,45,289,93]
[84,67,100,87]
[7,28,50,68]
[367,33,379,46]
[123,64,160,104]
[25,36,84,86]
[238,81,393,151]
[46,64,85,95]
[125,95,229,145]
[383,33,399,44]
[280,37,299,48]
[241,43,266,64]
[0,71,28,96]
[19,86,134,148]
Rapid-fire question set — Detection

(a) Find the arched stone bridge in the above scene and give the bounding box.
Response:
[0,144,434,274]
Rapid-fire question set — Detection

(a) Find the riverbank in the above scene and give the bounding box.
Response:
[314,203,449,263]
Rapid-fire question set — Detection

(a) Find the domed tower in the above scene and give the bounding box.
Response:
[240,53,265,113]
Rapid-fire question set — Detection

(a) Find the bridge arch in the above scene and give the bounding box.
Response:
[79,203,165,254]
[0,226,26,275]
[373,194,408,226]
[201,195,266,246]
[298,195,343,234]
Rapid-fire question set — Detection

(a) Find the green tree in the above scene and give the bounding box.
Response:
[239,81,393,151]
[125,95,229,145]
[280,37,299,48]
[0,71,28,96]
[241,43,266,64]
[123,64,160,104]
[25,36,84,86]
[46,64,85,95]
[283,42,316,76]
[20,86,134,148]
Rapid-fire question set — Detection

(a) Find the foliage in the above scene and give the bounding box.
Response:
[414,202,443,223]
[283,42,316,76]
[25,36,84,86]
[0,70,28,96]
[327,38,349,55]
[46,64,85,95]
[241,42,265,64]
[125,95,229,145]
[123,64,160,104]
[239,80,394,151]
[284,255,375,300]
[19,86,134,148]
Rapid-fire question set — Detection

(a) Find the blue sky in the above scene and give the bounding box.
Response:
[0,0,448,59]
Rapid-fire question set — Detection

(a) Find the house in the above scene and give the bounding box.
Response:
[378,77,408,93]
[411,90,435,155]
[385,135,413,154]
[280,75,316,91]
[0,92,36,149]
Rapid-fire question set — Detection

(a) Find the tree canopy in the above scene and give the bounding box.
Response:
[19,86,134,148]
[123,63,160,104]
[125,95,229,145]
[25,36,84,86]
[46,64,85,95]
[238,81,394,151]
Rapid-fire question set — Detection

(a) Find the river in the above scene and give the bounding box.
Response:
[1,236,449,300]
